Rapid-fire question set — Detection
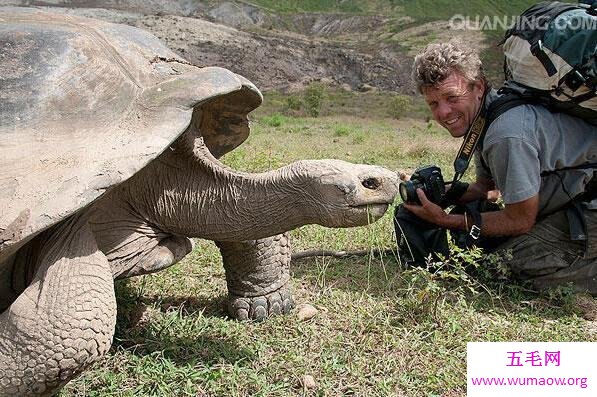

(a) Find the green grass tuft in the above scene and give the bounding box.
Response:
[260,113,288,127]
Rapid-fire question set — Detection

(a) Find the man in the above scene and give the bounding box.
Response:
[403,40,597,294]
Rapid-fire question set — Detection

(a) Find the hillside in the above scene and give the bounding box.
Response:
[0,0,546,92]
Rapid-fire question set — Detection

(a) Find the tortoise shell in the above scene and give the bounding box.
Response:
[0,7,262,259]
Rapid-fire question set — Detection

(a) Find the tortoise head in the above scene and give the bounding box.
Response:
[290,159,399,228]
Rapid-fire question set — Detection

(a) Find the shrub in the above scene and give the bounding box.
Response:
[285,95,302,112]
[261,113,286,127]
[389,94,412,119]
[303,82,326,117]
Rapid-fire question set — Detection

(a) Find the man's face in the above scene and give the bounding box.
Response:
[422,71,485,137]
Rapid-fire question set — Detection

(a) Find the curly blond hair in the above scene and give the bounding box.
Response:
[412,39,486,93]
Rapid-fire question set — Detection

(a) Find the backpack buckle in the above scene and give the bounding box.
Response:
[565,70,587,91]
[530,40,543,55]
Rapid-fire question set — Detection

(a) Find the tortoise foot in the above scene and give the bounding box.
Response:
[226,286,295,321]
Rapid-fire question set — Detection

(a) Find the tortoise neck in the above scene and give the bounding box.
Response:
[124,138,316,241]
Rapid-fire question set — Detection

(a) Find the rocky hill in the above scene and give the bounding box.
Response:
[0,0,538,92]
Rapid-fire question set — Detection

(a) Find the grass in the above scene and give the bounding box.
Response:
[59,90,596,396]
[242,0,383,14]
[260,87,431,121]
[390,0,541,25]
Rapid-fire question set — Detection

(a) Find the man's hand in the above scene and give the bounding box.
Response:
[486,189,501,202]
[403,188,449,226]
[456,177,498,204]
[402,189,539,237]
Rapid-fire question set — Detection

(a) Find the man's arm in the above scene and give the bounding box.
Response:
[403,189,539,237]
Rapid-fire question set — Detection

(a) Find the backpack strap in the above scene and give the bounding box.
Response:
[486,92,532,125]
[586,1,597,16]
[540,162,597,176]
[452,88,530,181]
[531,40,558,77]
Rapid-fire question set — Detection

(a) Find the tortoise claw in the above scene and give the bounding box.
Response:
[226,286,294,321]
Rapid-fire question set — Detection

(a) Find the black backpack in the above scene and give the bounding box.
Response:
[492,1,597,124]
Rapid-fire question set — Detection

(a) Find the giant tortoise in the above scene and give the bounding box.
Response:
[0,8,399,395]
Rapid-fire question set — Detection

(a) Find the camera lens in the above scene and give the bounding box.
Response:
[399,181,418,203]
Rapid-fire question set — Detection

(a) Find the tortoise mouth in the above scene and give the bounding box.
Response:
[350,197,394,208]
[350,203,390,218]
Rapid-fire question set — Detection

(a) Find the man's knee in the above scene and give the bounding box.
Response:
[531,257,597,296]
[496,207,597,294]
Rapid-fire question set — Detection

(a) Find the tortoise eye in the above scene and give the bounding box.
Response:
[362,177,381,190]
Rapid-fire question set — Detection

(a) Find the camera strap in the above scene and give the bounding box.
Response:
[449,90,491,241]
[451,90,489,184]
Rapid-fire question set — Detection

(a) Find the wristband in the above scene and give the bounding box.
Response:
[463,203,482,241]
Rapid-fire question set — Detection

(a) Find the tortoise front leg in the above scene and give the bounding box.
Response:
[0,217,116,396]
[217,233,295,321]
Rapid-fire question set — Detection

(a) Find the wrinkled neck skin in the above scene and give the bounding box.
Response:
[120,136,321,242]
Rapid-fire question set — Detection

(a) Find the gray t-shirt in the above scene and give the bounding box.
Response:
[475,89,597,216]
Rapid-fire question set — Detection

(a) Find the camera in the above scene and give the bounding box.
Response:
[399,165,446,205]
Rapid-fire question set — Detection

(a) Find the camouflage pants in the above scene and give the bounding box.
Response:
[494,203,597,295]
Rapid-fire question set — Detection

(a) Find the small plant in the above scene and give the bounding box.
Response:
[389,94,412,119]
[250,148,284,171]
[396,237,492,325]
[303,82,326,117]
[351,132,366,144]
[477,249,512,282]
[261,113,286,127]
[284,95,302,112]
[334,124,351,136]
[541,283,578,306]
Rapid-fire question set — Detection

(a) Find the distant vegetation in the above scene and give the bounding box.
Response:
[259,87,430,120]
[243,0,371,14]
[389,94,412,119]
[391,0,545,25]
[303,82,327,117]
[248,0,542,20]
